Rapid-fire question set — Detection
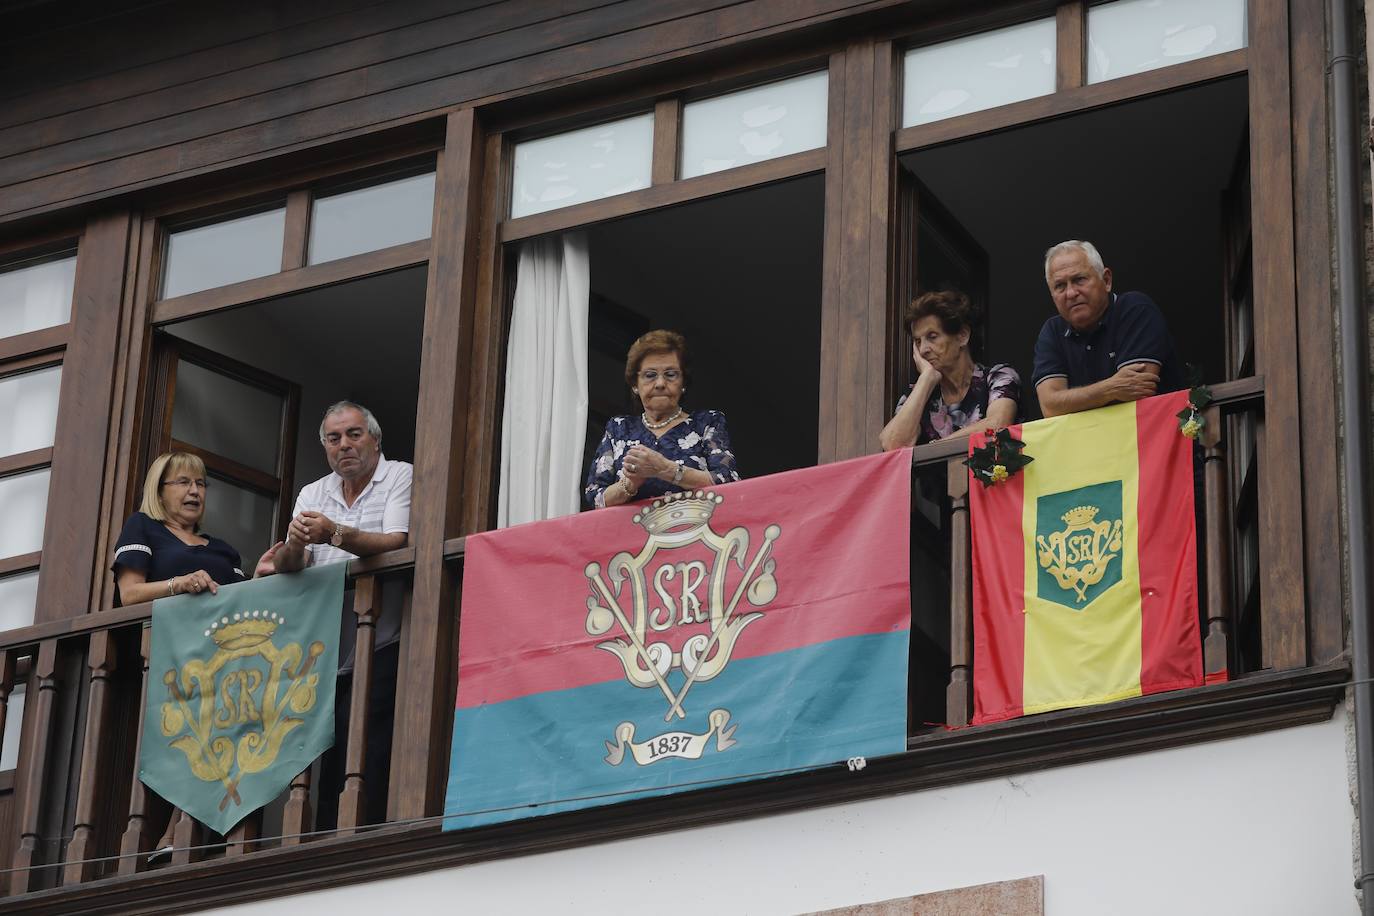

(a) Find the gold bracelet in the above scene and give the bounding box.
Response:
[167,578,177,596]
[620,478,637,499]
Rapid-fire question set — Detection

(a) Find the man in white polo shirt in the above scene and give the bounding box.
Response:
[275,400,411,827]
[275,400,411,572]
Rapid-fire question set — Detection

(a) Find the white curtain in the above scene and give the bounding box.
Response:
[497,232,590,527]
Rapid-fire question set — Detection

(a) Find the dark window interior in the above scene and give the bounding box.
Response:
[900,75,1248,418]
[582,174,825,496]
[161,267,426,561]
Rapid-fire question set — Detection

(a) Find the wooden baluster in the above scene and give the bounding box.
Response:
[118,626,153,876]
[9,640,58,895]
[336,575,377,834]
[169,808,200,866]
[1201,404,1233,682]
[280,768,313,846]
[63,631,117,885]
[225,813,259,857]
[946,458,974,727]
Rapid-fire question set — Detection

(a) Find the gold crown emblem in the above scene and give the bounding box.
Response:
[1061,505,1100,527]
[206,611,282,650]
[633,490,723,537]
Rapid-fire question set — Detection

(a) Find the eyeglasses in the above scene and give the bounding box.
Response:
[161,477,208,490]
[638,369,682,383]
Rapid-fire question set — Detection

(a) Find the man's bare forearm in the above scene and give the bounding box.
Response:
[1037,379,1116,417]
[340,529,407,558]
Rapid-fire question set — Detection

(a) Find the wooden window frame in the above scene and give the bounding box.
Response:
[0,1,1343,908]
[455,0,1335,805]
[0,238,79,630]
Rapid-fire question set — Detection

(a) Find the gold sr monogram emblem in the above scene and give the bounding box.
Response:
[1036,505,1124,603]
[160,612,323,811]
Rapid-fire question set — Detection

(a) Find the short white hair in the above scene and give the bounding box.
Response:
[319,400,382,444]
[1044,240,1106,283]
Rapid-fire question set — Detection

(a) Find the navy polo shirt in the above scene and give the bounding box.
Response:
[1031,291,1185,394]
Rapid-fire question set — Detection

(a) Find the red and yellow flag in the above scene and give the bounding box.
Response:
[969,391,1203,725]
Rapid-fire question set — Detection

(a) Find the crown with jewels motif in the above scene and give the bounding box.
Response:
[205,610,284,650]
[1061,505,1101,527]
[633,490,723,537]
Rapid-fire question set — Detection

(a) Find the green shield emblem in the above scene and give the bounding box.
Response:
[1035,480,1124,609]
[140,563,345,835]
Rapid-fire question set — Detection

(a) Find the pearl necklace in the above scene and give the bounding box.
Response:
[642,408,683,430]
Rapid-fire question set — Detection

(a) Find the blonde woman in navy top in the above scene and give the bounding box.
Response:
[111,452,277,607]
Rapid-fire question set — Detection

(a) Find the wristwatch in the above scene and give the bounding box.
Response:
[330,523,345,547]
[671,464,685,485]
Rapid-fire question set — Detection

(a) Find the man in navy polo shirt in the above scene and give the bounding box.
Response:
[1032,240,1185,417]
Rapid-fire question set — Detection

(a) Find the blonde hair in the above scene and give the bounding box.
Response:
[140,452,207,525]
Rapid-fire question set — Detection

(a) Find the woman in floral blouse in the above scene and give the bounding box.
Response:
[879,289,1021,449]
[585,329,739,508]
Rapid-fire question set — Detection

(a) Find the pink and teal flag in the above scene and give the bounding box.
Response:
[444,450,913,829]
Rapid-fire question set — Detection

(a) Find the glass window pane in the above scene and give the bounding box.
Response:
[170,360,283,475]
[0,365,61,459]
[205,474,274,574]
[1088,0,1246,84]
[680,71,829,179]
[1,683,25,771]
[0,253,75,339]
[162,208,285,299]
[308,171,436,265]
[0,468,50,559]
[510,112,654,219]
[0,570,38,633]
[902,18,1057,127]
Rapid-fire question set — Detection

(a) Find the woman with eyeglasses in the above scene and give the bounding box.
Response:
[584,329,739,509]
[111,451,278,607]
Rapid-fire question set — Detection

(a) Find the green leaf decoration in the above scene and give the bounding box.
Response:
[964,427,1034,487]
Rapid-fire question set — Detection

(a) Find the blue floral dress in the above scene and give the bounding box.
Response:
[584,409,740,508]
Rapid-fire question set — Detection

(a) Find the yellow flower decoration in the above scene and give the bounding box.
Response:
[1181,417,1201,440]
[990,464,1009,483]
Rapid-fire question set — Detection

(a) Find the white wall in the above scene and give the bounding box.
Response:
[203,707,1357,916]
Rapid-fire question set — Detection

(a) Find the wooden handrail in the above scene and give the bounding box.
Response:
[0,548,418,653]
[911,375,1265,470]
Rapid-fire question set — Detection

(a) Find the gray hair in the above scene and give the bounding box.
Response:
[1044,240,1106,283]
[319,400,383,444]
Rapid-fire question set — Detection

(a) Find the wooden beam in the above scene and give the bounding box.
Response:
[498,147,825,242]
[35,212,134,624]
[281,189,312,271]
[150,238,430,325]
[1290,0,1343,664]
[394,108,485,820]
[650,97,681,185]
[1246,0,1305,669]
[895,49,1247,154]
[0,326,68,366]
[1055,2,1085,92]
[819,38,894,462]
[0,449,53,480]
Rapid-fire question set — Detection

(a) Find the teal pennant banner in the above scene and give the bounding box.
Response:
[139,563,345,836]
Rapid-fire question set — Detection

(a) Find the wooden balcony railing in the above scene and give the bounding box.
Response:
[0,544,431,895]
[0,375,1309,907]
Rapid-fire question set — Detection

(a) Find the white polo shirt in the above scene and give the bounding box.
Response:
[292,454,413,568]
